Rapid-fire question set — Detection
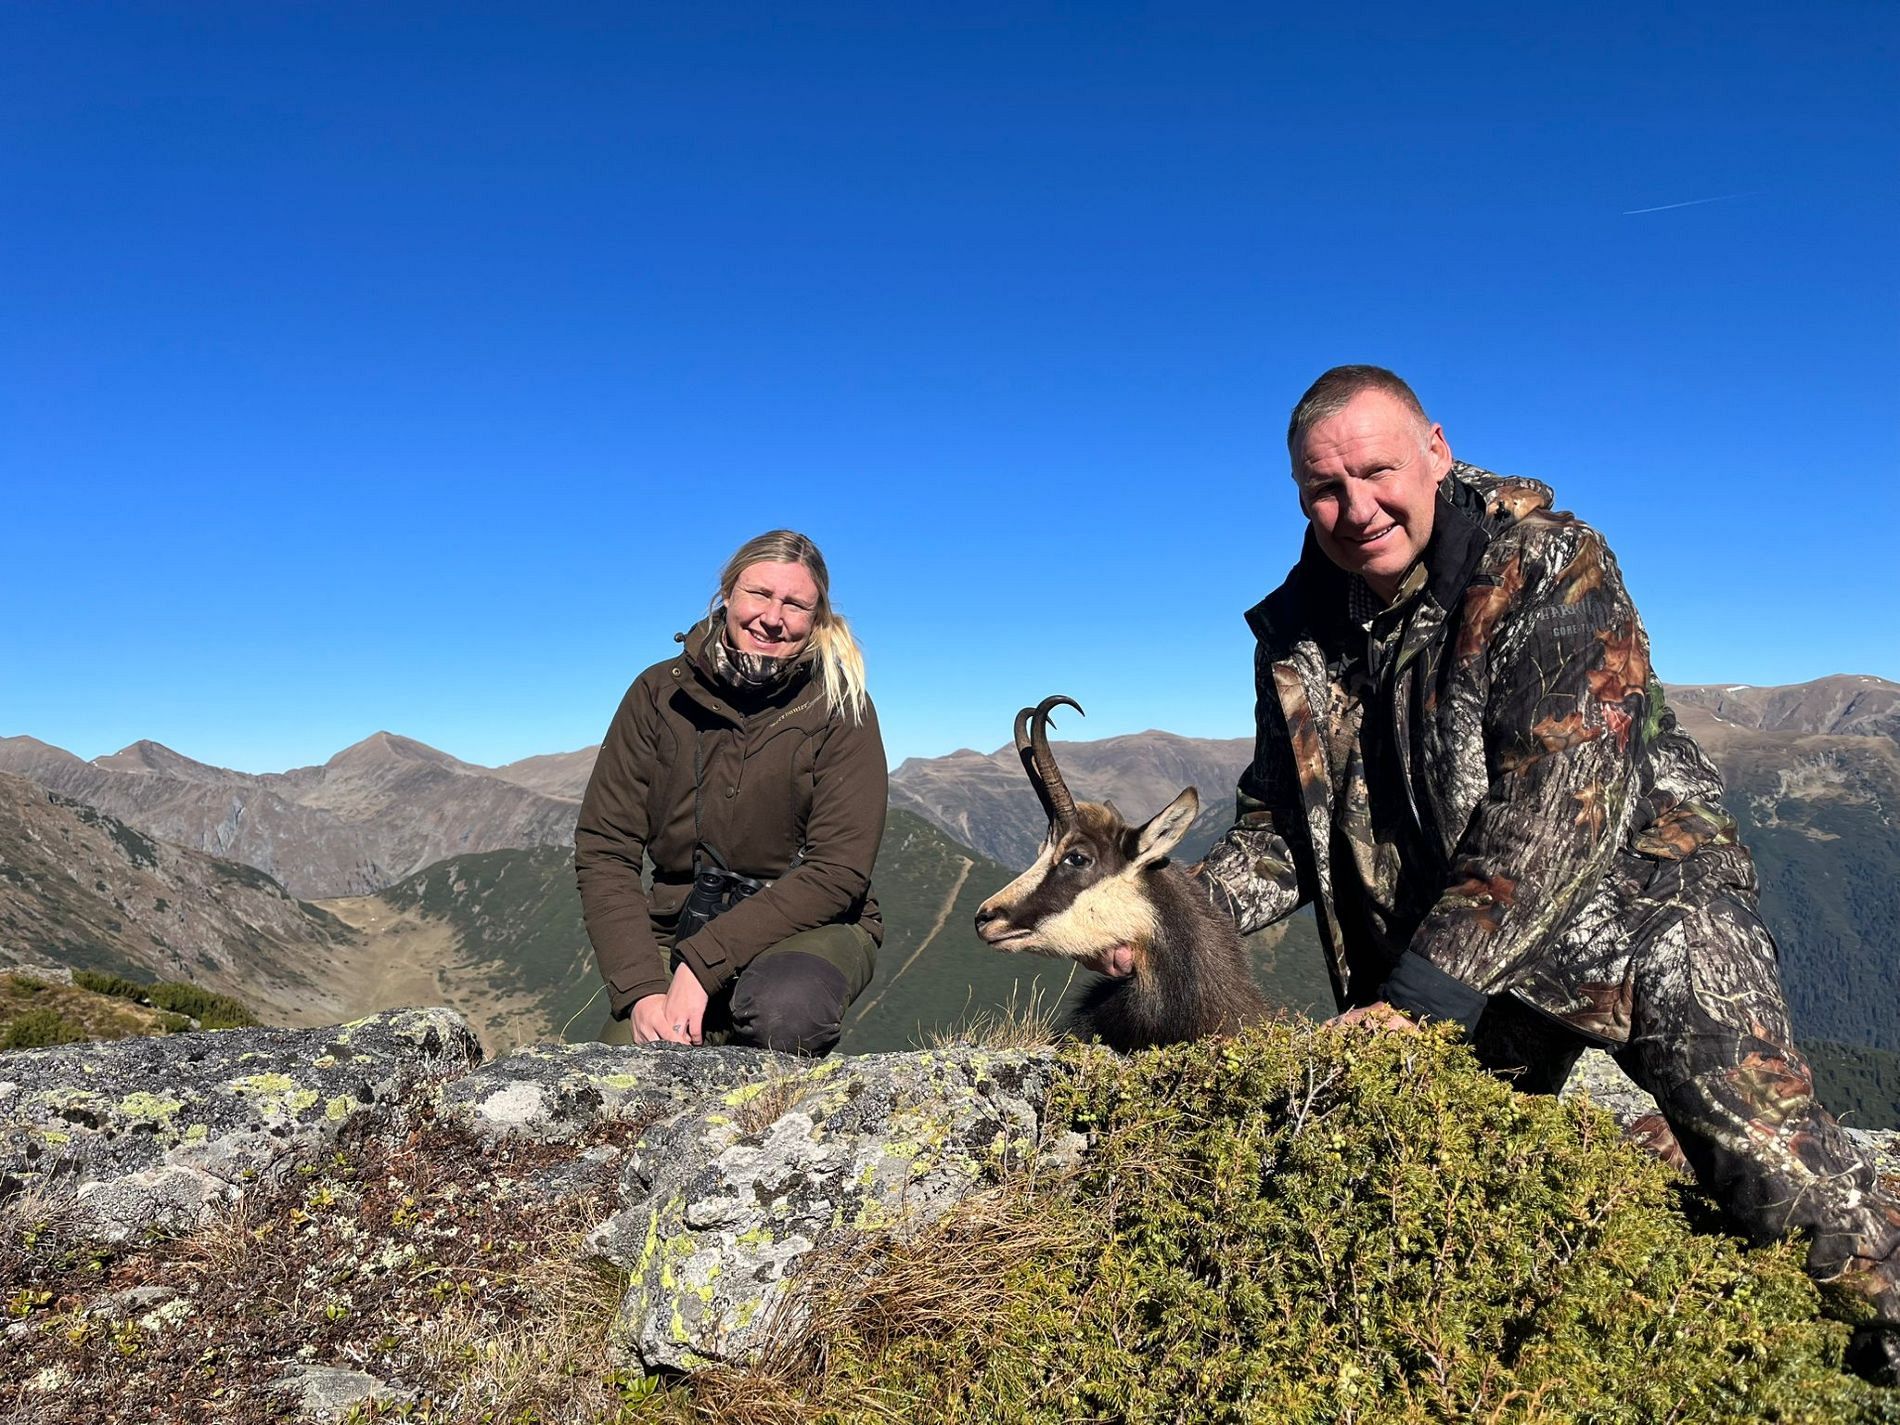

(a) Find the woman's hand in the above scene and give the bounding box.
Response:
[663,962,710,1045]
[628,993,687,1045]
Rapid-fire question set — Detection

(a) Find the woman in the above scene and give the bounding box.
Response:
[575,530,885,1055]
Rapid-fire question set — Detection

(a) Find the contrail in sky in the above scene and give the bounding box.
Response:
[1622,191,1761,215]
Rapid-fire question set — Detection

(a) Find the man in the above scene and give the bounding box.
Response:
[1198,365,1900,1384]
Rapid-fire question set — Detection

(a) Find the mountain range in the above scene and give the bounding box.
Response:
[0,731,579,899]
[0,771,357,1025]
[1,673,1893,1071]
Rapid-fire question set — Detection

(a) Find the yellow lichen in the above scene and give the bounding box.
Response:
[117,1092,184,1121]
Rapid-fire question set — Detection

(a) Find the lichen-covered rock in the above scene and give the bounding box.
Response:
[594,1046,1058,1370]
[0,1007,480,1239]
[437,1040,796,1143]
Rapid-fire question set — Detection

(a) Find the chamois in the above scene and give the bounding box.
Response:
[973,696,1269,1051]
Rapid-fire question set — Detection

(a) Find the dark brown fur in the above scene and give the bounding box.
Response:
[1067,816,1269,1052]
[977,799,1270,1052]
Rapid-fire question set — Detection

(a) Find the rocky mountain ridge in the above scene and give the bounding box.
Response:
[889,728,1253,870]
[4,673,1893,1058]
[1669,674,1900,742]
[0,771,358,1026]
[0,732,582,899]
[9,675,1892,894]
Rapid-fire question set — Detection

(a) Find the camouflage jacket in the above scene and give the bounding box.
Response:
[1201,464,1741,1043]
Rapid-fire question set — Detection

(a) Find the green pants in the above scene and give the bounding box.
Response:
[598,921,876,1056]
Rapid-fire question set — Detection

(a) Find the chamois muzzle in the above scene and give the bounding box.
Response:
[1014,694,1084,831]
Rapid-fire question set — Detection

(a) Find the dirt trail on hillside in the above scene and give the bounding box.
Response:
[850,856,973,1027]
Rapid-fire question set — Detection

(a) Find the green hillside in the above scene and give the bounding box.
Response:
[379,844,603,1042]
[1809,1038,1900,1132]
[838,810,1075,1053]
[370,811,1334,1056]
[0,970,256,1048]
[369,813,1084,1052]
[20,789,1899,1126]
[842,813,1355,1053]
[1731,774,1900,1055]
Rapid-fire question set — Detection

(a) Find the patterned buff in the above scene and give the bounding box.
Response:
[706,625,804,697]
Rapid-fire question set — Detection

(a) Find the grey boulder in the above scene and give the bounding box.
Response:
[593,1045,1059,1369]
[0,1007,480,1239]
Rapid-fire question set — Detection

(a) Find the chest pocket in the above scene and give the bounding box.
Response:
[646,717,689,830]
[732,724,815,866]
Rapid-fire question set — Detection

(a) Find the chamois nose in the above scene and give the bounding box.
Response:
[973,902,1015,944]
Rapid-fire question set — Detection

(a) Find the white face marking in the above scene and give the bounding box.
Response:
[979,829,1157,962]
[990,843,1057,908]
[1031,874,1158,959]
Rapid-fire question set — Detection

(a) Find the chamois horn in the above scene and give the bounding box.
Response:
[1014,695,1084,829]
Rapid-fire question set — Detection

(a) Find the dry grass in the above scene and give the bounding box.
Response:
[925,976,1070,1052]
[0,1111,685,1425]
[664,1176,1090,1424]
[728,1070,817,1138]
[792,1187,1086,1362]
[363,1232,641,1424]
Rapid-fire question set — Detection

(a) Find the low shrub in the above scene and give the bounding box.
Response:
[143,982,257,1029]
[2,1006,90,1050]
[68,970,257,1030]
[70,970,147,1000]
[787,1022,1895,1423]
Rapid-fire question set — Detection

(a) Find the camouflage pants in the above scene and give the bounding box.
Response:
[1467,852,1900,1332]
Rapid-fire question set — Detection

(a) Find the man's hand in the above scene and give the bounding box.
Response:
[663,961,710,1045]
[1081,943,1137,978]
[628,992,688,1046]
[1327,1001,1421,1035]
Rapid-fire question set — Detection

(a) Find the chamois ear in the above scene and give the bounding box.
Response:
[1133,787,1198,867]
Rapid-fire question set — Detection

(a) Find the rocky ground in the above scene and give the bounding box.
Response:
[2,1011,1896,1423]
[0,1010,1060,1422]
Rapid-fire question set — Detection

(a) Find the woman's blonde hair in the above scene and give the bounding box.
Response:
[713,530,869,723]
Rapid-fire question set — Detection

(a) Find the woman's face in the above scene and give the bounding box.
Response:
[724,559,821,659]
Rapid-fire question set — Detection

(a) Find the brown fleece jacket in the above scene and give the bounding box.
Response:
[575,619,886,1016]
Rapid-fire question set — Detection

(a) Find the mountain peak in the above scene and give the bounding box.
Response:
[325,732,465,772]
[97,739,201,774]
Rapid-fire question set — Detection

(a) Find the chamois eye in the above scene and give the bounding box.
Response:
[1061,850,1091,869]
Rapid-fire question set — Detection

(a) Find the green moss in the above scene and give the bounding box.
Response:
[810,1023,1897,1423]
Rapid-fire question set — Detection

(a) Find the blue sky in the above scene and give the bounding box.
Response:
[4,1,1896,773]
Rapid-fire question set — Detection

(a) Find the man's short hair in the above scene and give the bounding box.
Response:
[1286,365,1430,451]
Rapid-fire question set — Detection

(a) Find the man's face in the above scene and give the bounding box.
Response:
[1292,389,1453,601]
